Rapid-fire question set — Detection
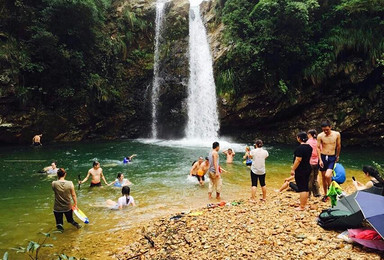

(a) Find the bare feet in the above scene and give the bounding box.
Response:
[295,207,305,211]
[260,198,266,202]
[249,199,257,203]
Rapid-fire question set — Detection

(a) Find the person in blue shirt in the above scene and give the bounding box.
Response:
[123,154,137,164]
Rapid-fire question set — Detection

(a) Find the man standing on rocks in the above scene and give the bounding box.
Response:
[317,120,341,202]
[208,142,222,199]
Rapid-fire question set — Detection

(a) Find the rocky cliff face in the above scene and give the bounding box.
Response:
[200,0,384,146]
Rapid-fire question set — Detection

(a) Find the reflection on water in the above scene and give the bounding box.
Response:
[0,139,382,257]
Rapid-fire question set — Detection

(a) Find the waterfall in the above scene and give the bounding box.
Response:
[151,1,166,139]
[185,4,220,140]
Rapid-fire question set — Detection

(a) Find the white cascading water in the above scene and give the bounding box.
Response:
[151,1,166,139]
[185,3,220,140]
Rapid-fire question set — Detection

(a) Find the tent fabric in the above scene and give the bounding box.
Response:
[317,186,383,230]
[348,228,384,251]
[355,191,384,239]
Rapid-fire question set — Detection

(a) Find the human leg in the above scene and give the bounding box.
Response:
[321,171,327,195]
[64,210,81,229]
[296,191,309,210]
[54,211,64,230]
[259,174,266,201]
[279,181,289,192]
[250,171,258,201]
[216,177,222,199]
[312,164,321,196]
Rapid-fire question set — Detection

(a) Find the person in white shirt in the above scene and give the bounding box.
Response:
[249,139,269,202]
[106,186,136,210]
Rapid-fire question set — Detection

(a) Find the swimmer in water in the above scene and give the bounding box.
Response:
[108,173,132,187]
[43,161,58,175]
[123,154,137,164]
[106,186,136,209]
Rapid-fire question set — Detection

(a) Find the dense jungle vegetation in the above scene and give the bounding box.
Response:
[216,0,384,97]
[0,0,383,144]
[0,0,154,141]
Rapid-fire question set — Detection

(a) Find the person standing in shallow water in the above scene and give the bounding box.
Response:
[306,129,321,197]
[32,134,43,146]
[223,148,235,163]
[79,161,108,187]
[317,120,341,201]
[249,140,269,202]
[208,142,222,199]
[52,168,81,230]
[291,132,312,211]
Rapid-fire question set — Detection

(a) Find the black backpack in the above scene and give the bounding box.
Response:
[317,208,363,230]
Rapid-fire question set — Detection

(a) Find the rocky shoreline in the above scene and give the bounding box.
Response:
[108,188,384,260]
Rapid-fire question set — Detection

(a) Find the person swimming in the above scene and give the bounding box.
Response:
[123,154,137,164]
[108,173,132,187]
[106,186,136,210]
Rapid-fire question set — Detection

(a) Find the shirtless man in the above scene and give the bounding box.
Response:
[190,157,205,185]
[32,134,43,146]
[223,148,235,163]
[317,120,341,201]
[79,161,108,187]
[208,142,222,199]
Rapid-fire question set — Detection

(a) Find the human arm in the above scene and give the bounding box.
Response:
[243,152,249,159]
[284,176,295,182]
[79,171,91,184]
[353,180,373,191]
[291,157,302,176]
[100,169,108,185]
[107,180,116,186]
[130,197,136,206]
[336,132,341,162]
[70,184,77,208]
[317,137,323,167]
[129,154,137,160]
[190,163,198,176]
[213,152,219,177]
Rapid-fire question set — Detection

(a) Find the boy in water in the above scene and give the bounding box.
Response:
[79,161,108,187]
[223,148,235,163]
[190,157,205,185]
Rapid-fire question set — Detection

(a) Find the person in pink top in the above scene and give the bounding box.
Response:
[306,129,321,197]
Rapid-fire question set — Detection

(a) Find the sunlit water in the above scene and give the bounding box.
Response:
[0,139,381,257]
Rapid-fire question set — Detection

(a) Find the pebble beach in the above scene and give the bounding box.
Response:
[63,187,384,259]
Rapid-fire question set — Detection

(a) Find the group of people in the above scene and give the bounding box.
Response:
[189,119,383,212]
[51,160,135,231]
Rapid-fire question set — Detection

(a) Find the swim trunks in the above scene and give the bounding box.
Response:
[197,169,205,177]
[319,154,336,171]
[90,182,101,187]
[33,142,41,146]
[195,174,205,182]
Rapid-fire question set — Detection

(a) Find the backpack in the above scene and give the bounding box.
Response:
[317,208,351,229]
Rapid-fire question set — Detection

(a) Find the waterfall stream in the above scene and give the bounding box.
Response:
[151,1,166,138]
[185,3,220,140]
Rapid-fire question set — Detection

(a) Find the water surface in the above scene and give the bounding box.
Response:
[0,139,381,257]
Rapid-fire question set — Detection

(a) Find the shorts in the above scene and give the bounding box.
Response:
[208,172,222,194]
[195,174,205,181]
[295,170,310,192]
[90,182,101,187]
[33,142,41,146]
[250,171,266,187]
[319,154,336,171]
[197,169,205,177]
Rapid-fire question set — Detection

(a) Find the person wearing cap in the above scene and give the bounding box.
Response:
[223,148,235,163]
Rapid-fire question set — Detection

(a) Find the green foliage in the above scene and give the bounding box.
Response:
[0,0,153,117]
[12,232,54,260]
[218,0,384,95]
